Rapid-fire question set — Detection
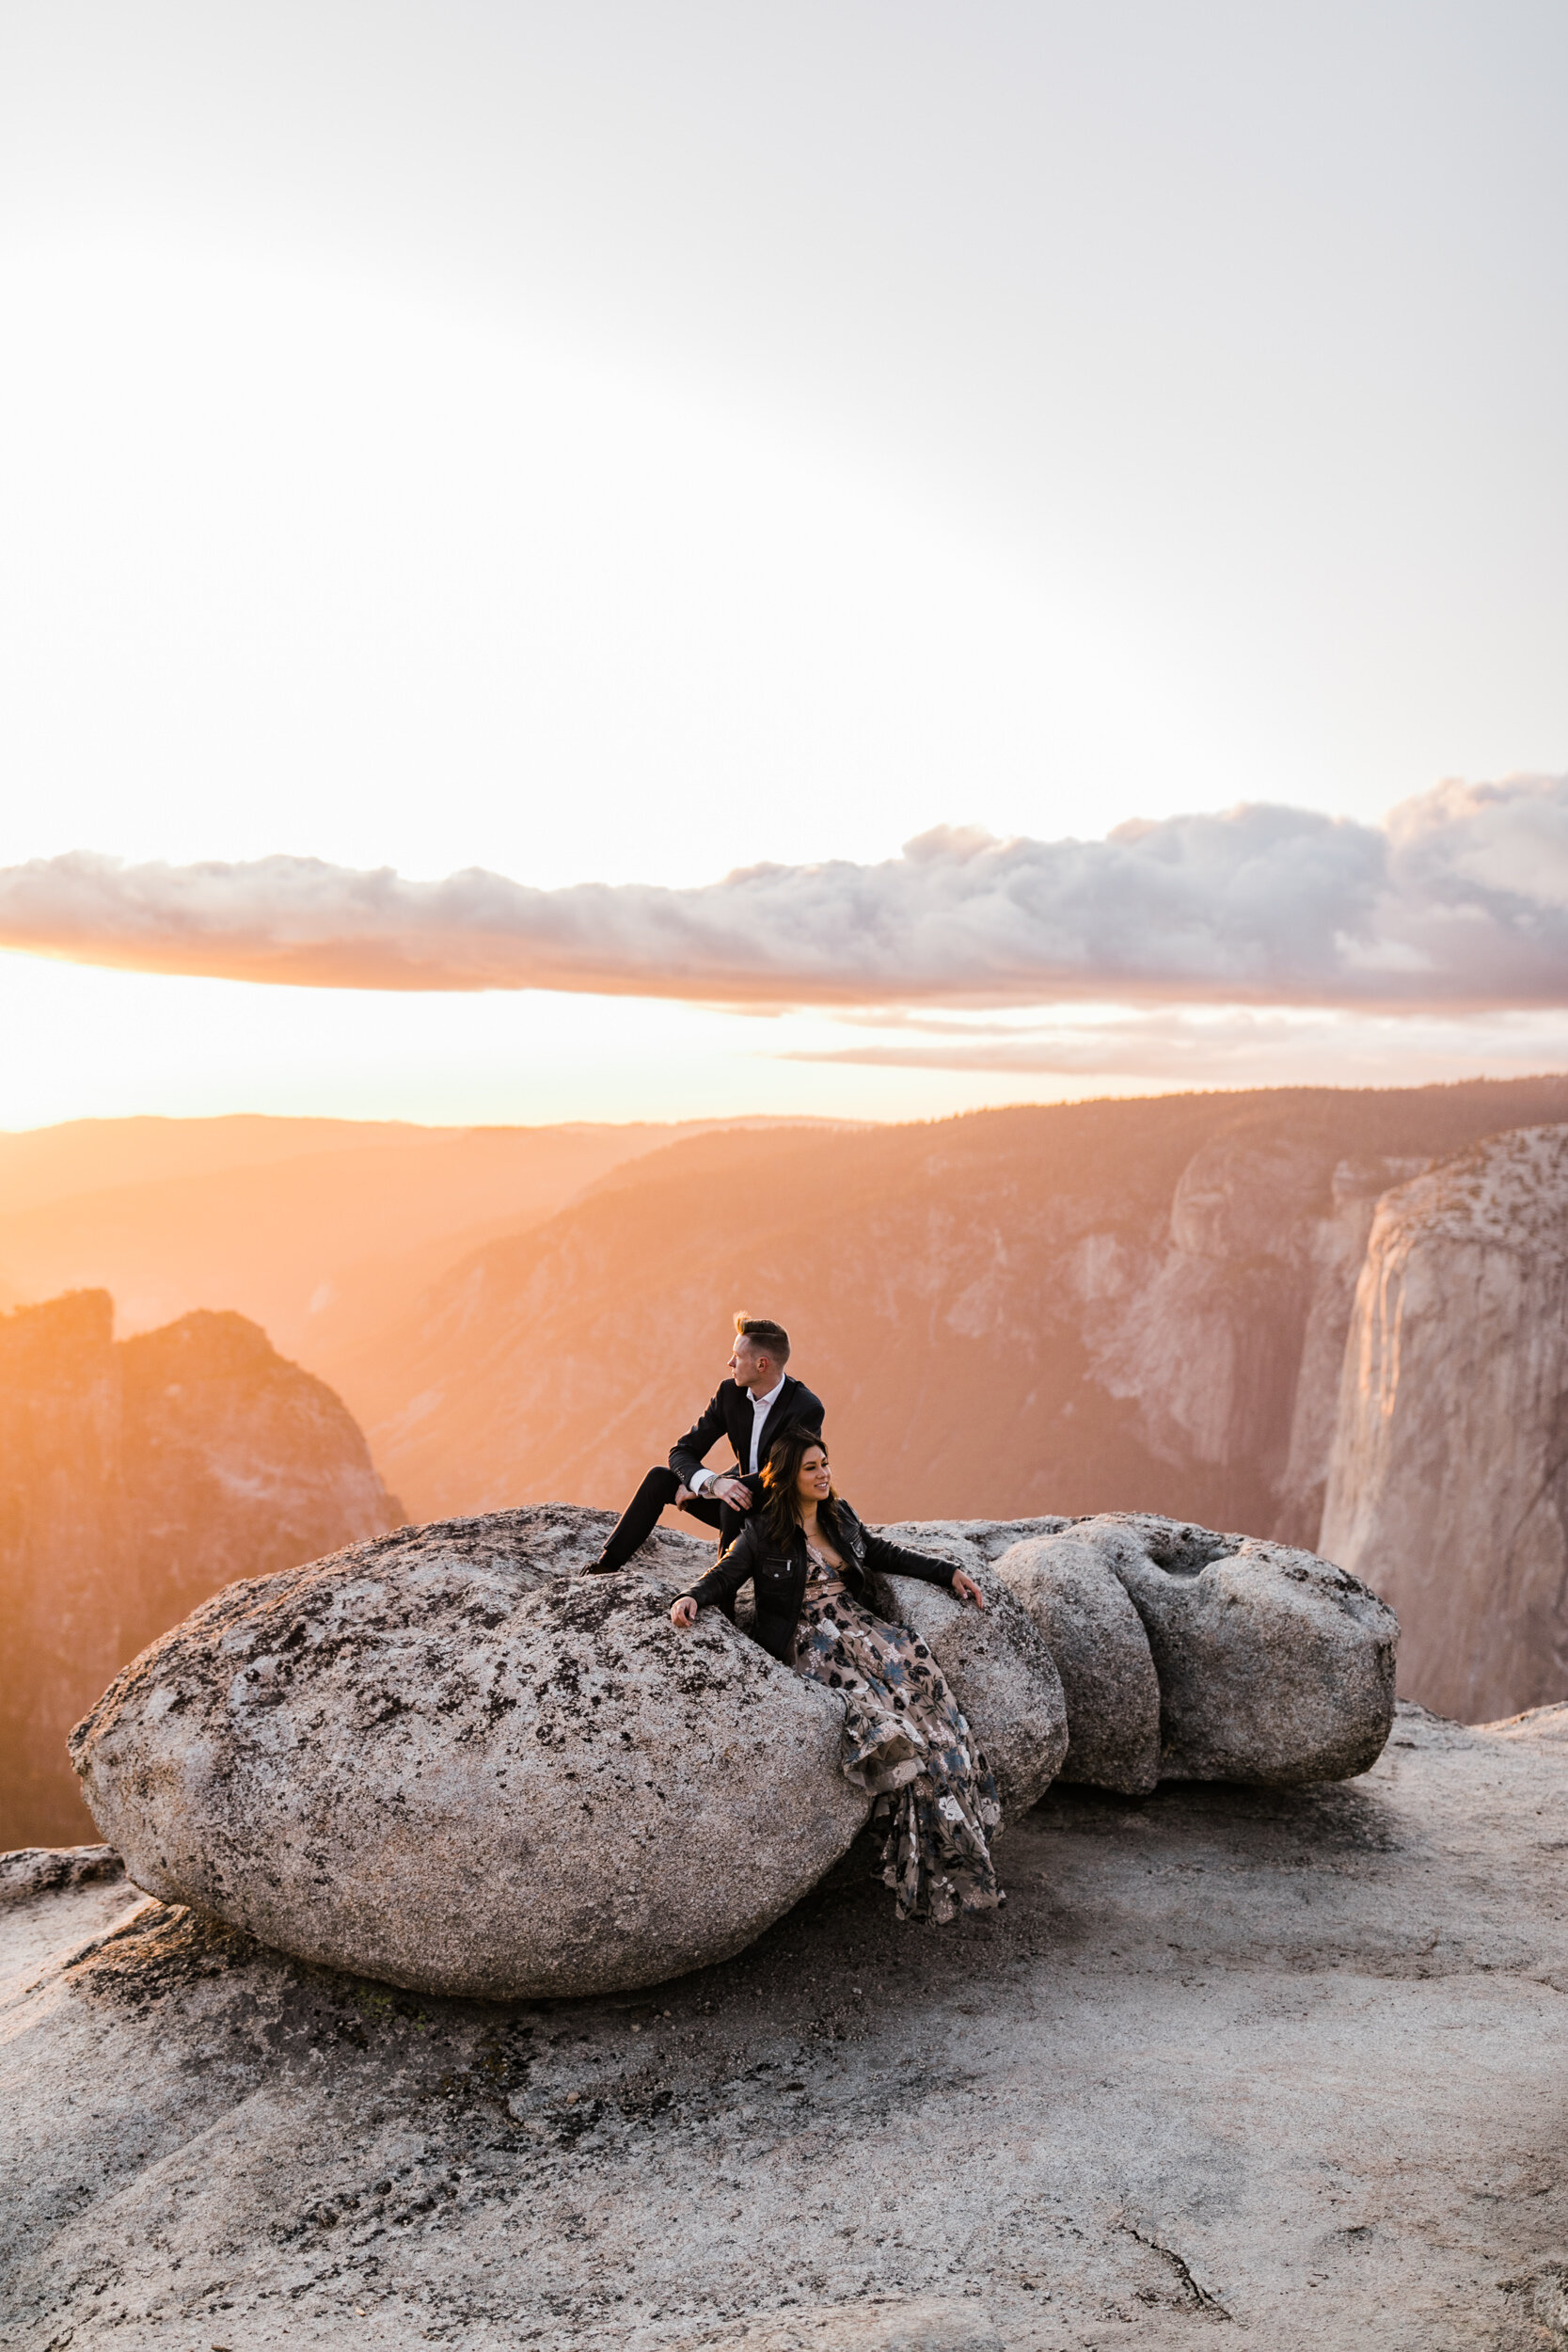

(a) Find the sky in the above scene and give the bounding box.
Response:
[2,1,1566,1129]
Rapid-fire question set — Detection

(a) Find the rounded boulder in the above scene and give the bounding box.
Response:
[992,1533,1162,1795]
[1072,1513,1399,1785]
[69,1507,870,1999]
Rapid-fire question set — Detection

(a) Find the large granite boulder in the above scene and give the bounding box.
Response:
[70,1507,869,2000]
[871,1521,1070,1812]
[1066,1514,1398,1785]
[991,1534,1162,1795]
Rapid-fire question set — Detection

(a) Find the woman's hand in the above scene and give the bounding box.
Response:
[951,1569,986,1611]
[670,1596,699,1629]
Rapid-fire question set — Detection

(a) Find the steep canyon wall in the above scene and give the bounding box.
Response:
[0,1290,402,1844]
[1321,1127,1568,1721]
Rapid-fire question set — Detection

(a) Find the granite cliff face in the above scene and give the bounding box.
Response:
[1072,1131,1429,1546]
[0,1290,402,1847]
[1321,1126,1568,1722]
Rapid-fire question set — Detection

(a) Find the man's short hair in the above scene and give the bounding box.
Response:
[734,1313,790,1365]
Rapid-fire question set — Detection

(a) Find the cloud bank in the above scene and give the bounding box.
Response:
[5,775,1568,1011]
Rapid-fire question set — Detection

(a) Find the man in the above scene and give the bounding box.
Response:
[584,1313,825,1575]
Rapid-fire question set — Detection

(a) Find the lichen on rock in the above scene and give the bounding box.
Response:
[71,1507,869,1999]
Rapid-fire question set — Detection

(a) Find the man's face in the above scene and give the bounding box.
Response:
[729,1336,769,1391]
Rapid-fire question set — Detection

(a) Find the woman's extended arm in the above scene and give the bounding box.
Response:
[670,1526,757,1630]
[860,1529,959,1586]
[859,1527,987,1610]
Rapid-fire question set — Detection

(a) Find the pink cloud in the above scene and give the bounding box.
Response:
[4,774,1568,1010]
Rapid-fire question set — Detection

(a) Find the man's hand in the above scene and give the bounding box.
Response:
[951,1569,986,1611]
[712,1475,752,1510]
[670,1596,699,1629]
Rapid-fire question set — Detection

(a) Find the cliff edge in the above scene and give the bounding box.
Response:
[3,1702,1565,2350]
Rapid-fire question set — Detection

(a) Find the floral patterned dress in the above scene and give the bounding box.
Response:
[791,1539,1003,1923]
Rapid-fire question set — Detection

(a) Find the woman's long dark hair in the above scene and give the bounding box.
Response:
[759,1423,840,1549]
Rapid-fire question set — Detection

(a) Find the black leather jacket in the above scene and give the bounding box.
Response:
[680,1498,958,1664]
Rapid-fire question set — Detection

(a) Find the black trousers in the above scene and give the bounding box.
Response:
[595,1466,760,1573]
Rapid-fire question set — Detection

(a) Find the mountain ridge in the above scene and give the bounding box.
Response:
[320,1078,1568,1563]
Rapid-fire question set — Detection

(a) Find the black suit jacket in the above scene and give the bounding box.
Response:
[669,1374,825,1490]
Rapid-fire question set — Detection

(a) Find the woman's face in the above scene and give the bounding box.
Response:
[797,1445,832,1504]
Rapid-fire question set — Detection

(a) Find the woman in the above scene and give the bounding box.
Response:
[670,1425,1003,1923]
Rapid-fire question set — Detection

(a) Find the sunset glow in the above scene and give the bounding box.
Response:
[3,6,1564,1127]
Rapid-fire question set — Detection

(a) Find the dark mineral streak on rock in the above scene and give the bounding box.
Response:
[0,1843,124,1906]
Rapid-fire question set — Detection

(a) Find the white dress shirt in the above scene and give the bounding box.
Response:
[689,1375,786,1492]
